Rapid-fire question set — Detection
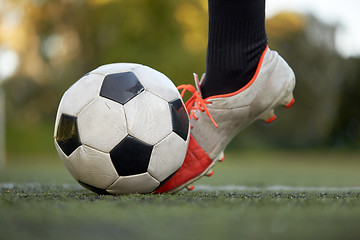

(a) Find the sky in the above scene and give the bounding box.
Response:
[266,0,360,57]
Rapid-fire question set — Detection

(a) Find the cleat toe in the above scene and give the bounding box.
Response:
[187,185,195,191]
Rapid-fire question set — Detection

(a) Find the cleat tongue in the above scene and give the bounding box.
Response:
[187,185,195,191]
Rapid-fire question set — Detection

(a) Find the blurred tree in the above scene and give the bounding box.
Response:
[231,12,359,149]
[268,13,344,146]
[2,0,207,126]
[0,1,359,154]
[329,57,360,148]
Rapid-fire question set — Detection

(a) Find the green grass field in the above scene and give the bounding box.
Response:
[1,150,360,240]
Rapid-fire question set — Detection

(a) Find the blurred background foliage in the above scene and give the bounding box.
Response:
[0,0,359,157]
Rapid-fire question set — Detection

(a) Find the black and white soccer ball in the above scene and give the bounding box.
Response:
[54,63,190,194]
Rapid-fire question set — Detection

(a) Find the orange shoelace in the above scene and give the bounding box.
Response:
[176,84,218,128]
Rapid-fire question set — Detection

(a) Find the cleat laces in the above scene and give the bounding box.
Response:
[177,75,218,128]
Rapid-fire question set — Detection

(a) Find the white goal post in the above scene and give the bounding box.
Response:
[0,87,5,168]
[0,48,18,168]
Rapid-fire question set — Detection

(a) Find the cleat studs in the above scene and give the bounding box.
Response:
[285,98,295,109]
[259,109,275,123]
[206,170,214,177]
[281,93,294,108]
[265,115,277,123]
[187,185,195,191]
[216,152,225,163]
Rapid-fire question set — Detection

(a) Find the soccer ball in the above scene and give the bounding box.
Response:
[54,63,189,194]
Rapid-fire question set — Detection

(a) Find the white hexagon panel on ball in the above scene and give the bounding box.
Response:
[107,172,160,195]
[147,132,188,182]
[68,145,119,190]
[124,91,173,145]
[90,63,143,76]
[133,65,180,102]
[77,97,128,153]
[54,73,104,137]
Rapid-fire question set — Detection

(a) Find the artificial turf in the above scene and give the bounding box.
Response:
[1,150,360,240]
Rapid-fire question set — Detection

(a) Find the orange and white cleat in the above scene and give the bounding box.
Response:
[154,46,296,193]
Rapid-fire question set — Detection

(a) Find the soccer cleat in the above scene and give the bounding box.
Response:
[206,170,214,177]
[265,114,277,123]
[285,98,295,109]
[155,46,295,193]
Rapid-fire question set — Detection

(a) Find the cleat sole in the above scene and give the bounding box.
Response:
[168,153,221,193]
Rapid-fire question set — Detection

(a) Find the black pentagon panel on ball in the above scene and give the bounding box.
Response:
[100,72,144,104]
[169,99,189,141]
[56,114,82,156]
[110,135,153,176]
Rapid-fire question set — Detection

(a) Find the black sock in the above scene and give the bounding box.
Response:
[201,0,268,98]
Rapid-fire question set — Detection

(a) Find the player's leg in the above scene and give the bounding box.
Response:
[202,0,268,99]
[155,0,295,193]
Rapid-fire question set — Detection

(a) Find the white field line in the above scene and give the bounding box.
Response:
[0,182,83,190]
[1,183,360,193]
[193,185,360,192]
